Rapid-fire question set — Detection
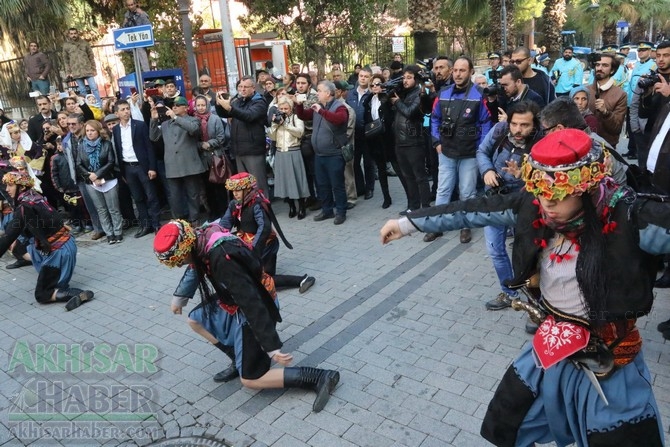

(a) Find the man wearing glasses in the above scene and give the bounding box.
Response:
[216,77,269,195]
[510,46,555,106]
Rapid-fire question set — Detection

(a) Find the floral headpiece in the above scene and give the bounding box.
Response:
[154,220,196,268]
[225,172,256,191]
[2,171,34,189]
[521,129,611,201]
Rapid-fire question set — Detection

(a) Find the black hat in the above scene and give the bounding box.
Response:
[599,44,618,54]
[390,61,403,70]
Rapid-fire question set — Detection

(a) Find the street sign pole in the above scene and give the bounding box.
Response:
[219,0,239,95]
[113,25,155,96]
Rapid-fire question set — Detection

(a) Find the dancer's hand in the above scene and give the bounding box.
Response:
[273,352,293,365]
[380,219,404,244]
[171,303,183,315]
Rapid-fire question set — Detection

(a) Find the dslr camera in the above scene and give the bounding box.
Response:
[638,71,663,89]
[155,101,170,123]
[272,111,287,124]
[439,118,456,138]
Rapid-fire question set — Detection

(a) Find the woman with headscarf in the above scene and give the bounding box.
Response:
[0,121,46,176]
[193,94,230,219]
[570,86,599,133]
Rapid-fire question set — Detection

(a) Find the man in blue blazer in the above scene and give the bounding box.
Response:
[113,99,161,237]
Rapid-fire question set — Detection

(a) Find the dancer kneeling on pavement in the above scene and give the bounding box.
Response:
[380,129,667,445]
[220,172,315,292]
[0,171,93,310]
[154,220,340,412]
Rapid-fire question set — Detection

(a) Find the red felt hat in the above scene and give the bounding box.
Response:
[154,222,181,254]
[530,129,592,169]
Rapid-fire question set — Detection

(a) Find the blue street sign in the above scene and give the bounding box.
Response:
[113,25,154,50]
[617,21,629,29]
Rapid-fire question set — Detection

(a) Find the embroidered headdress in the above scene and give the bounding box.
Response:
[153,220,196,268]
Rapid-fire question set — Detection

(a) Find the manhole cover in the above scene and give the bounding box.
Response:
[148,437,231,447]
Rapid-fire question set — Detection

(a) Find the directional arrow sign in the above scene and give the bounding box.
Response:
[113,25,155,50]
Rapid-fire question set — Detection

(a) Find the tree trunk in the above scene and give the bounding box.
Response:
[601,21,618,45]
[631,19,647,42]
[409,0,440,59]
[542,0,567,58]
[489,0,516,51]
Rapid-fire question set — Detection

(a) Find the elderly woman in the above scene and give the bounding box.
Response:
[193,94,230,219]
[75,120,123,245]
[268,97,309,219]
[570,86,598,133]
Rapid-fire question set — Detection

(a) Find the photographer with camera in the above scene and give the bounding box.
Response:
[476,101,542,312]
[427,56,492,244]
[630,41,670,173]
[550,47,584,97]
[485,65,545,124]
[586,53,627,148]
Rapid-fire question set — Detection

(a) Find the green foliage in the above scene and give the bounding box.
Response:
[236,0,387,72]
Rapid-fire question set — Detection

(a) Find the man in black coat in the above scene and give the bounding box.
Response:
[27,95,57,142]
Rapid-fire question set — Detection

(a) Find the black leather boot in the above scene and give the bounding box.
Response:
[213,342,239,382]
[297,198,306,220]
[288,199,297,218]
[54,288,94,311]
[283,366,340,412]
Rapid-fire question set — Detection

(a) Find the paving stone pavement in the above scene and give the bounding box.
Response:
[1,174,670,447]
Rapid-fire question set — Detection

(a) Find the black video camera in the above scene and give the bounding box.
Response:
[485,176,511,197]
[551,70,561,82]
[272,112,287,124]
[381,77,404,95]
[638,71,663,89]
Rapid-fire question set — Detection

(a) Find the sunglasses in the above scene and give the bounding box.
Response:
[510,57,530,65]
[371,83,383,87]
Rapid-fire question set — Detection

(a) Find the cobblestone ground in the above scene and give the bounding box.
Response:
[1,152,670,446]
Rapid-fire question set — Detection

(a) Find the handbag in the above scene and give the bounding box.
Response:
[365,118,384,139]
[340,143,355,162]
[208,151,231,184]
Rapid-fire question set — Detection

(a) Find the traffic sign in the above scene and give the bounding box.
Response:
[113,25,155,50]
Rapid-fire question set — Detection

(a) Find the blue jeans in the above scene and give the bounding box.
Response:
[315,154,347,216]
[74,76,101,106]
[435,154,478,206]
[31,79,50,95]
[483,225,517,296]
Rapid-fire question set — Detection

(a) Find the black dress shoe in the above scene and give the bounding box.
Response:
[313,212,334,222]
[657,318,670,333]
[213,365,240,382]
[364,191,374,200]
[6,259,32,269]
[655,275,670,288]
[134,227,154,238]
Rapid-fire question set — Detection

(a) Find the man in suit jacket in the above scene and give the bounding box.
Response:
[113,99,161,237]
[27,95,57,142]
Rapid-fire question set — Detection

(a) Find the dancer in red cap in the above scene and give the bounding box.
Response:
[154,219,340,412]
[0,171,93,309]
[380,128,667,446]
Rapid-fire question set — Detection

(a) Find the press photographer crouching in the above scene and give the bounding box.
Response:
[485,65,546,124]
[632,40,670,186]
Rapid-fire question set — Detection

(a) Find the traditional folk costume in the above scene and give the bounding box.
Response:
[154,220,340,412]
[392,129,666,446]
[0,171,93,310]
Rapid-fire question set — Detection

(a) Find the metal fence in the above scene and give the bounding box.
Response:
[1,33,472,120]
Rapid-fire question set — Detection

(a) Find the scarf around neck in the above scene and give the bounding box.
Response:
[84,137,102,171]
[194,111,211,142]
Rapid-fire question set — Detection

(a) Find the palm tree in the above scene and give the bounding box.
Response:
[0,0,70,55]
[409,0,442,59]
[541,0,567,56]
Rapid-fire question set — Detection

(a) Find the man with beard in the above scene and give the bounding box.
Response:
[586,53,627,148]
[476,101,542,312]
[0,171,94,309]
[62,28,101,106]
[624,42,657,160]
[550,47,583,97]
[426,57,491,244]
[510,46,556,105]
